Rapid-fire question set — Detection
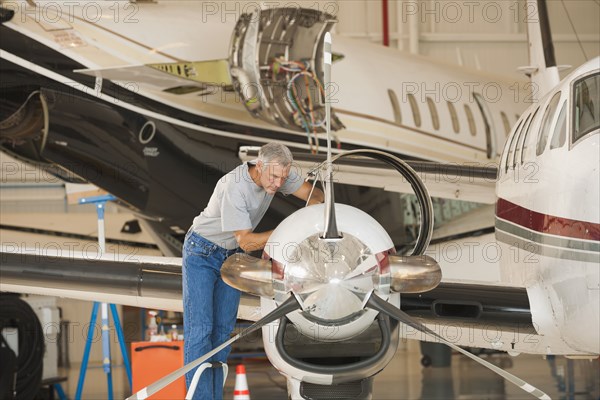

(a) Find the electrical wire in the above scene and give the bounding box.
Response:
[286,72,326,124]
[0,295,45,400]
[561,0,588,61]
[275,56,334,154]
[304,168,324,207]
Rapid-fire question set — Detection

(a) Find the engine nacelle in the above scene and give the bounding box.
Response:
[229,7,344,133]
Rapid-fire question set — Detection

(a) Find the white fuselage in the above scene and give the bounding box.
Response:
[496,58,600,354]
[1,0,528,163]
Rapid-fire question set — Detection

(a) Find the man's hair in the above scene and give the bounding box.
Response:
[258,142,293,170]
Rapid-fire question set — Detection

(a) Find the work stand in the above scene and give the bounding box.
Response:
[74,194,132,400]
[186,362,228,400]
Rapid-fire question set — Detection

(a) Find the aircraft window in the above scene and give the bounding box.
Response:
[464,104,476,136]
[516,108,539,166]
[427,97,440,131]
[512,114,530,168]
[536,91,562,156]
[473,93,495,159]
[447,101,459,133]
[550,101,567,149]
[520,107,539,164]
[500,112,511,137]
[387,89,402,124]
[573,73,600,143]
[505,118,524,173]
[513,128,526,168]
[407,94,421,127]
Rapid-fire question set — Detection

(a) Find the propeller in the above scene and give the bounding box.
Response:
[365,293,551,400]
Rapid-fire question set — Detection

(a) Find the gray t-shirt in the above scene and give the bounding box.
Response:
[190,161,304,249]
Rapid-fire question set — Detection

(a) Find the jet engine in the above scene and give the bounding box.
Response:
[229,7,345,136]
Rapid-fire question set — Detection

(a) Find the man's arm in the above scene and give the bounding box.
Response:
[292,181,324,205]
[234,229,274,252]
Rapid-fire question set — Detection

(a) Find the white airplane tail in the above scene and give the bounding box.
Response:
[521,0,560,101]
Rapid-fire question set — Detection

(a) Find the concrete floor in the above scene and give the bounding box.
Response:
[59,346,599,399]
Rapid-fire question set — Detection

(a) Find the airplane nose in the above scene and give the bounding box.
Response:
[281,233,390,321]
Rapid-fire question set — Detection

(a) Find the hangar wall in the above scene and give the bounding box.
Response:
[305,0,600,79]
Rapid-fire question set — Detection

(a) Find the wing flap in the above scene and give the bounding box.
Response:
[75,59,231,91]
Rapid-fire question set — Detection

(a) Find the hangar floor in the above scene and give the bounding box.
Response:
[60,348,599,399]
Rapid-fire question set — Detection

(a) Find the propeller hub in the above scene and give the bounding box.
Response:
[283,233,390,321]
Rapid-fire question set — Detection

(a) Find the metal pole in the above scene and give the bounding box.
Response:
[76,194,123,399]
[75,301,99,400]
[96,201,114,400]
[111,303,133,388]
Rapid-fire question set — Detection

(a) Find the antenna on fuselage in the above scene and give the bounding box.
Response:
[519,0,562,101]
[322,32,341,240]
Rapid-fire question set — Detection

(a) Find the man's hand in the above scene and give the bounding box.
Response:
[293,181,324,206]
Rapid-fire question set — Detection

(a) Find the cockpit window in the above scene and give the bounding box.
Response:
[520,107,539,164]
[500,112,511,137]
[505,118,525,173]
[536,91,562,156]
[550,101,567,150]
[573,73,599,143]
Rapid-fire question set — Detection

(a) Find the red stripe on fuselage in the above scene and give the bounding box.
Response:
[496,198,600,241]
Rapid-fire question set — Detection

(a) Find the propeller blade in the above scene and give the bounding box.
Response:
[127,296,300,400]
[343,254,378,280]
[366,294,550,400]
[388,254,442,293]
[221,253,274,297]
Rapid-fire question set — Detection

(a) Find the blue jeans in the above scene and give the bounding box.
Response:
[182,231,242,400]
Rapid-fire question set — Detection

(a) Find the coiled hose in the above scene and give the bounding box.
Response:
[330,149,434,256]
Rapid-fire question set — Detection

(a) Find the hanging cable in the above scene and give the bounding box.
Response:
[274,55,333,154]
[561,0,588,61]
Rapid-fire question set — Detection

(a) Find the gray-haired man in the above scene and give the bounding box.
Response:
[182,142,324,399]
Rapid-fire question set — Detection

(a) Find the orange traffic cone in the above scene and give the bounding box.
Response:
[233,364,250,400]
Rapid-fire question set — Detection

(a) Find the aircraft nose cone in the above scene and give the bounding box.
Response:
[281,233,389,321]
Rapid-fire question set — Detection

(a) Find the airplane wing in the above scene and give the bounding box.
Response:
[0,244,583,355]
[239,147,498,204]
[0,245,262,321]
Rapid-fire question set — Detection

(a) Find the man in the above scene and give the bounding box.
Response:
[182,142,324,399]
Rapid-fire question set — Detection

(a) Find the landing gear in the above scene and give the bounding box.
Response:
[419,342,451,368]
